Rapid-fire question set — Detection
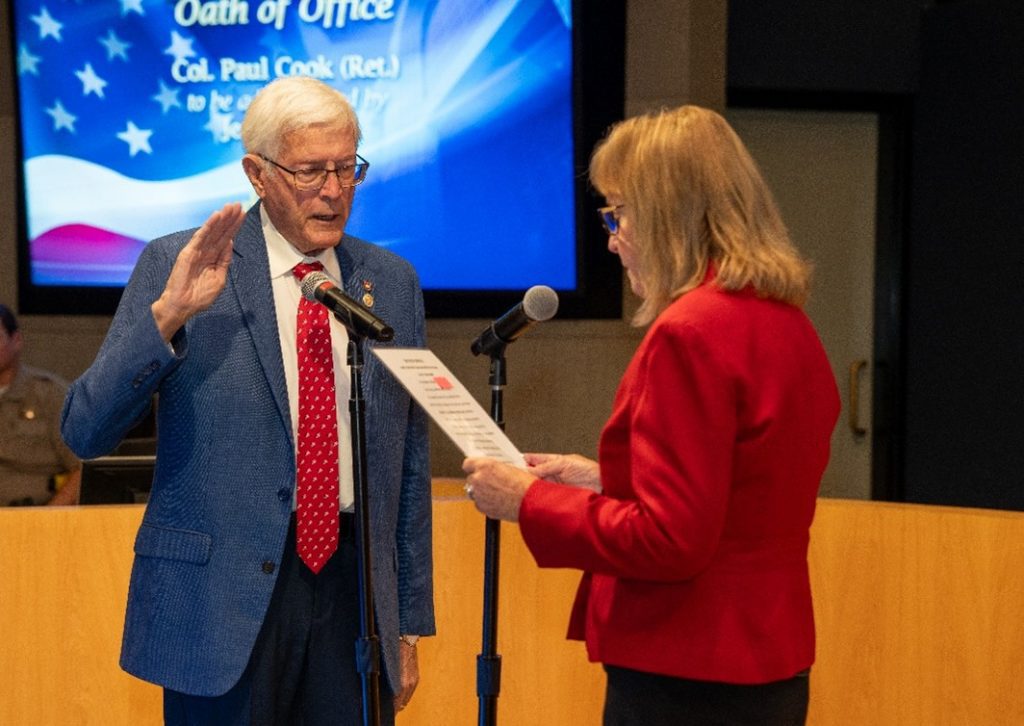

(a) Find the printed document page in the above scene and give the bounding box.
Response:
[372,348,525,467]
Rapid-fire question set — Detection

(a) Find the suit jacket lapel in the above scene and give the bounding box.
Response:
[229,203,293,443]
[334,237,359,297]
[334,237,386,333]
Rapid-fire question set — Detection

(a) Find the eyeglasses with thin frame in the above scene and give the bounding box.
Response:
[597,204,626,235]
[259,153,370,190]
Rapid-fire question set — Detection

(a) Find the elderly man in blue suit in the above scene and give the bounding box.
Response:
[62,77,434,726]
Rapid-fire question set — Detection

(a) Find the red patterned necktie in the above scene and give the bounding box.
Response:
[292,261,339,574]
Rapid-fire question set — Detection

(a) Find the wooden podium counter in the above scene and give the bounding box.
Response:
[2,491,1023,725]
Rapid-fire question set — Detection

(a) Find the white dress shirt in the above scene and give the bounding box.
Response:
[261,206,354,512]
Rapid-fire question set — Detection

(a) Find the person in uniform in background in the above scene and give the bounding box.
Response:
[0,303,81,506]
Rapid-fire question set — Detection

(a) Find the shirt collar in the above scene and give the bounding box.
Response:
[260,205,342,283]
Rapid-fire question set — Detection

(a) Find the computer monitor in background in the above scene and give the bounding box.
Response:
[79,455,155,505]
[78,399,158,504]
[8,1,626,320]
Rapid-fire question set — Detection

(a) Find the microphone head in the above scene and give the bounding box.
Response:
[523,285,559,322]
[300,270,332,301]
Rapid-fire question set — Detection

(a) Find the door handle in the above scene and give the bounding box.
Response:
[848,359,868,437]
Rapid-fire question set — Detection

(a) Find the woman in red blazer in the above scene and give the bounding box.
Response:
[463,105,840,725]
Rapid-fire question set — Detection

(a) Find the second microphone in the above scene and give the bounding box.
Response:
[470,285,559,357]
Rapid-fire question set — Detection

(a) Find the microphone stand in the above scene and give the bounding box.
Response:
[477,350,506,726]
[344,328,381,726]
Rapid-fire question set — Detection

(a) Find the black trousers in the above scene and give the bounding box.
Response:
[164,514,395,726]
[603,665,809,726]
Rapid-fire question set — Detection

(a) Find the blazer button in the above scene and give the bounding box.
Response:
[277,488,291,502]
[262,561,275,574]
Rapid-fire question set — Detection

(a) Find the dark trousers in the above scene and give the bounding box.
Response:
[164,514,395,726]
[603,665,809,726]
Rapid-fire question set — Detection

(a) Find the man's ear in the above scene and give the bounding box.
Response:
[241,154,266,198]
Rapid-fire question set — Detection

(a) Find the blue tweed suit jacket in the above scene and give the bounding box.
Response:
[61,203,435,696]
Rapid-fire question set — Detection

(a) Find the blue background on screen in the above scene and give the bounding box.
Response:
[12,0,576,291]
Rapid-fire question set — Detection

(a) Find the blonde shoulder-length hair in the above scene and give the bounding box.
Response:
[589,105,811,326]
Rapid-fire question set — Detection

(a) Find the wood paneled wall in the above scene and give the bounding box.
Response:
[2,491,1022,725]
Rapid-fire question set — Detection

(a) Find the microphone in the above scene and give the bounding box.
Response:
[300,270,395,342]
[470,285,559,357]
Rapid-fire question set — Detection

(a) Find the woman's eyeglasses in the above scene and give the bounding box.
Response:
[597,204,626,235]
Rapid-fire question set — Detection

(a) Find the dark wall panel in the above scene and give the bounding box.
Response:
[903,1,1024,510]
[728,0,1024,511]
[727,0,929,95]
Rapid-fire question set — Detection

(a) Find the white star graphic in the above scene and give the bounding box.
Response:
[152,80,182,113]
[45,100,77,132]
[117,121,153,156]
[75,63,108,98]
[99,29,131,61]
[204,108,237,143]
[165,31,196,63]
[31,7,63,41]
[17,45,41,75]
[121,0,145,16]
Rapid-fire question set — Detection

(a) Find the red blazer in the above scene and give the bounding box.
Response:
[519,278,840,684]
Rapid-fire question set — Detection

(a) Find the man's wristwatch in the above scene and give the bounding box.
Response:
[399,634,419,647]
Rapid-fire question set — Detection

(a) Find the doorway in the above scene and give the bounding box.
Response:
[727,108,880,499]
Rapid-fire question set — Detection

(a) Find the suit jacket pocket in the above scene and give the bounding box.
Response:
[134,522,212,564]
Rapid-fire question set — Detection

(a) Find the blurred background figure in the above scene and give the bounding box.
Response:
[0,303,81,506]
